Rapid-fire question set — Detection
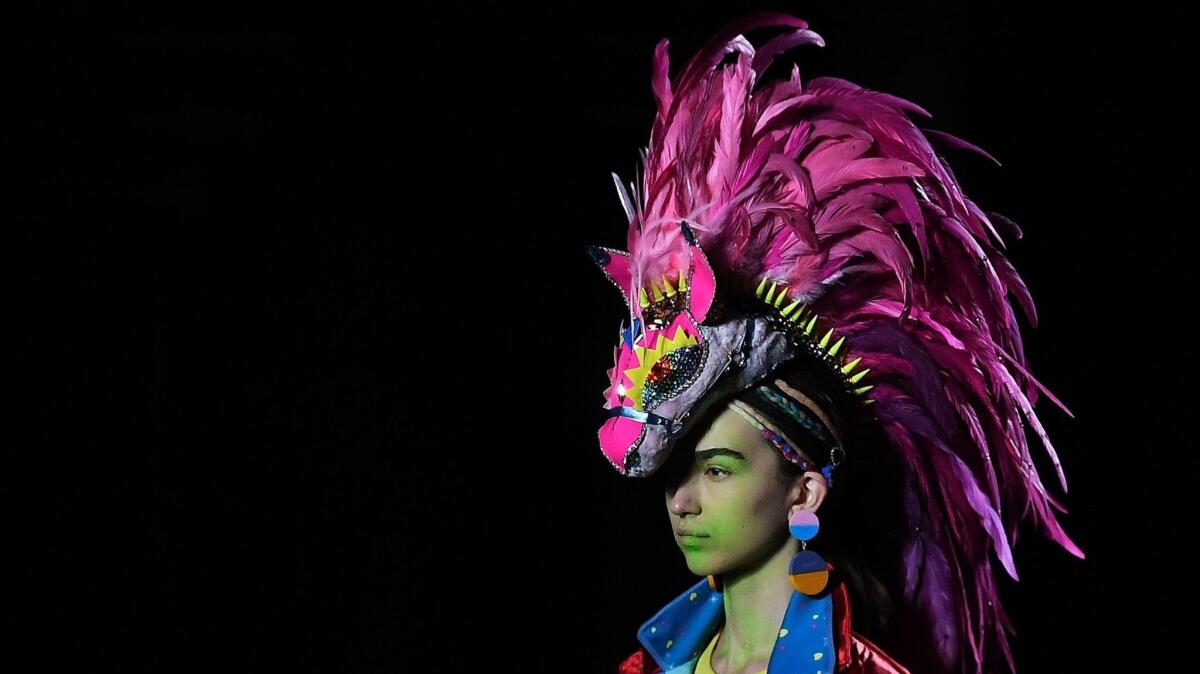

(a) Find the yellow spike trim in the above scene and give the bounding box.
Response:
[829,336,846,357]
[854,385,874,396]
[774,287,788,308]
[818,328,834,349]
[804,314,818,335]
[849,368,871,384]
[661,274,676,297]
[638,287,650,308]
[755,276,768,298]
[678,270,688,292]
[841,357,862,374]
[650,279,664,302]
[781,299,803,318]
[767,281,779,303]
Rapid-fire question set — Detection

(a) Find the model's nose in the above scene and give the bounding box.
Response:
[667,476,700,517]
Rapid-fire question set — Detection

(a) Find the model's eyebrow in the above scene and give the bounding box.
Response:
[695,448,746,463]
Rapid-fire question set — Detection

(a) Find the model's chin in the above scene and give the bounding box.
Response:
[678,548,721,576]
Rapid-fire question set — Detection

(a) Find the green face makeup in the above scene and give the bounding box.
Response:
[666,407,797,577]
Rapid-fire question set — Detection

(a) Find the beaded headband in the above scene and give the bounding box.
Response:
[728,377,846,487]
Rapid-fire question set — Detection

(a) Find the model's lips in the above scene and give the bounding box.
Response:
[675,530,709,538]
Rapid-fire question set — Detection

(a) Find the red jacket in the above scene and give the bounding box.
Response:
[617,581,910,674]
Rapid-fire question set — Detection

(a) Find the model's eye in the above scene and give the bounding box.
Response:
[705,466,730,479]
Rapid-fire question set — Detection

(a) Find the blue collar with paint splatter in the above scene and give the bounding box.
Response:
[636,577,837,674]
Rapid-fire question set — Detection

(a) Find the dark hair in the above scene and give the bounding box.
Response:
[771,357,908,639]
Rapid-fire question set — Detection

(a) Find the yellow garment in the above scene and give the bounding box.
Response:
[694,629,768,674]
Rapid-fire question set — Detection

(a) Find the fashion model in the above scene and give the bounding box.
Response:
[586,12,1083,674]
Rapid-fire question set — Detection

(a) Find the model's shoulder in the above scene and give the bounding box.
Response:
[617,646,662,674]
[841,631,911,674]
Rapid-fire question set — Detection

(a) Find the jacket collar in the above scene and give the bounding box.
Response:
[636,577,841,674]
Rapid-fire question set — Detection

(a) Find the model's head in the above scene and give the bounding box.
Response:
[656,358,851,578]
[659,402,827,577]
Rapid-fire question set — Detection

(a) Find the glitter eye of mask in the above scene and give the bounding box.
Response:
[641,344,706,411]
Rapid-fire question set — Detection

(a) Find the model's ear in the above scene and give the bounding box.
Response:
[787,471,829,515]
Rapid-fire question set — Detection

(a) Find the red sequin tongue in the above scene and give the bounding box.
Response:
[647,359,673,384]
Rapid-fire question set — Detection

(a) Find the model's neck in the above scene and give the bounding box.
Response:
[713,535,799,673]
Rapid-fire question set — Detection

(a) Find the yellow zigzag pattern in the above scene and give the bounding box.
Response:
[622,322,700,411]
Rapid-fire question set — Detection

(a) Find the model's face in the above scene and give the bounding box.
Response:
[660,405,800,577]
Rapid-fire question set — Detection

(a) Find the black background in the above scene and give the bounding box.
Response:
[17,1,1195,672]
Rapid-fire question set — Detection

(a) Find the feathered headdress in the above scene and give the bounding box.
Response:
[586,11,1084,674]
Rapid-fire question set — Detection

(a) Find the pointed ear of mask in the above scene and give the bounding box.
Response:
[681,221,716,322]
[586,245,633,310]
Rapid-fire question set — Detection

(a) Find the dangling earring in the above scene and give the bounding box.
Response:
[787,510,829,595]
[706,574,722,592]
